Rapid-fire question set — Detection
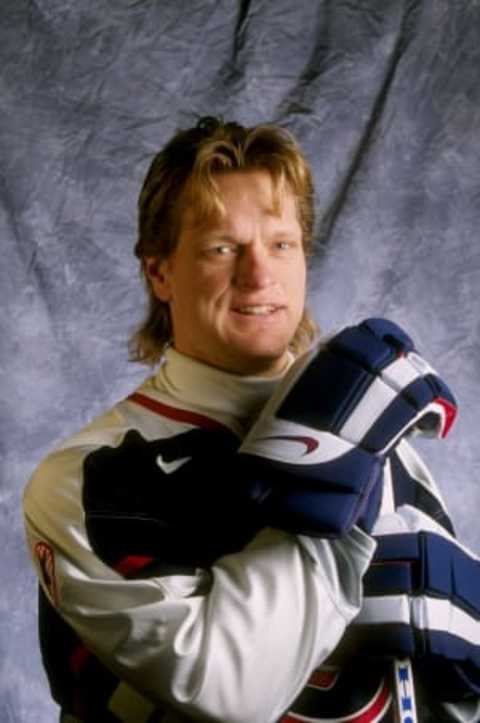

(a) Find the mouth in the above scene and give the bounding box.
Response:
[232,304,284,316]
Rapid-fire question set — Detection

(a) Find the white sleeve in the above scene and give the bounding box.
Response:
[23,443,375,723]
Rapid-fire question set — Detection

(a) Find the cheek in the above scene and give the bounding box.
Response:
[286,260,307,302]
[175,268,231,316]
[198,267,232,302]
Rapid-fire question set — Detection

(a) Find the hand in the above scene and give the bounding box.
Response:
[83,426,261,569]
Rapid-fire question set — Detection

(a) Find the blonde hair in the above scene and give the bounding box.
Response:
[130,116,318,365]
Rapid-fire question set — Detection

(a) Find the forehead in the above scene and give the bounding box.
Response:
[215,169,284,203]
[180,169,301,234]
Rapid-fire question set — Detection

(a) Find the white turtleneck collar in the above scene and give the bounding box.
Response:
[149,347,294,435]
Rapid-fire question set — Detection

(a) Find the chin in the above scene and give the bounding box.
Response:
[230,345,291,376]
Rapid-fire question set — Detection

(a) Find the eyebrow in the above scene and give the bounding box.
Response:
[206,233,237,242]
[201,230,300,244]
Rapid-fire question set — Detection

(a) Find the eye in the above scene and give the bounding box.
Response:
[273,240,295,252]
[202,242,239,259]
[211,243,237,256]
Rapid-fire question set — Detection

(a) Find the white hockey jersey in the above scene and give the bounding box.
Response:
[23,347,480,722]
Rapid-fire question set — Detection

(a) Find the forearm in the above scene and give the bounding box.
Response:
[24,446,375,723]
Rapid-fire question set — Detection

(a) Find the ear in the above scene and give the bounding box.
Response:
[144,256,172,302]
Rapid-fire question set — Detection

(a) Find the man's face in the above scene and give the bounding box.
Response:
[147,169,307,376]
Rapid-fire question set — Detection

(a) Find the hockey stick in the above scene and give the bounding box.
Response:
[393,658,418,723]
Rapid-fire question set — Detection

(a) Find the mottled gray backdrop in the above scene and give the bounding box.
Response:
[1,1,479,721]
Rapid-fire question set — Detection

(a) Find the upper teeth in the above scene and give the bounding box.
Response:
[237,305,276,315]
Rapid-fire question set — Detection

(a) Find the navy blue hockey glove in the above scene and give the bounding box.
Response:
[345,506,480,702]
[334,443,480,705]
[238,318,457,537]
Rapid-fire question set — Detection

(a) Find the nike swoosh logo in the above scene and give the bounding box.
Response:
[260,435,319,455]
[156,454,192,475]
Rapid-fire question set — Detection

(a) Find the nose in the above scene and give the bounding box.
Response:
[233,244,275,290]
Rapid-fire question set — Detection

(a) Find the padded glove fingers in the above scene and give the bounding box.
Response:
[351,530,480,701]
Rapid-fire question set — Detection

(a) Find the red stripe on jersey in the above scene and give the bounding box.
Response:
[70,644,90,676]
[114,555,155,578]
[281,676,391,722]
[128,392,228,430]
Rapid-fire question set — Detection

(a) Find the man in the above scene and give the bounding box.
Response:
[23,117,480,722]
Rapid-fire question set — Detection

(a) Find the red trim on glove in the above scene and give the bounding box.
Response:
[436,397,457,438]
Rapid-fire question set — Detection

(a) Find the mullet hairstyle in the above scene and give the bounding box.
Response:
[129,116,318,365]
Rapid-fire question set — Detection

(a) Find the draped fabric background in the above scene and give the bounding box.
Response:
[1,1,479,720]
